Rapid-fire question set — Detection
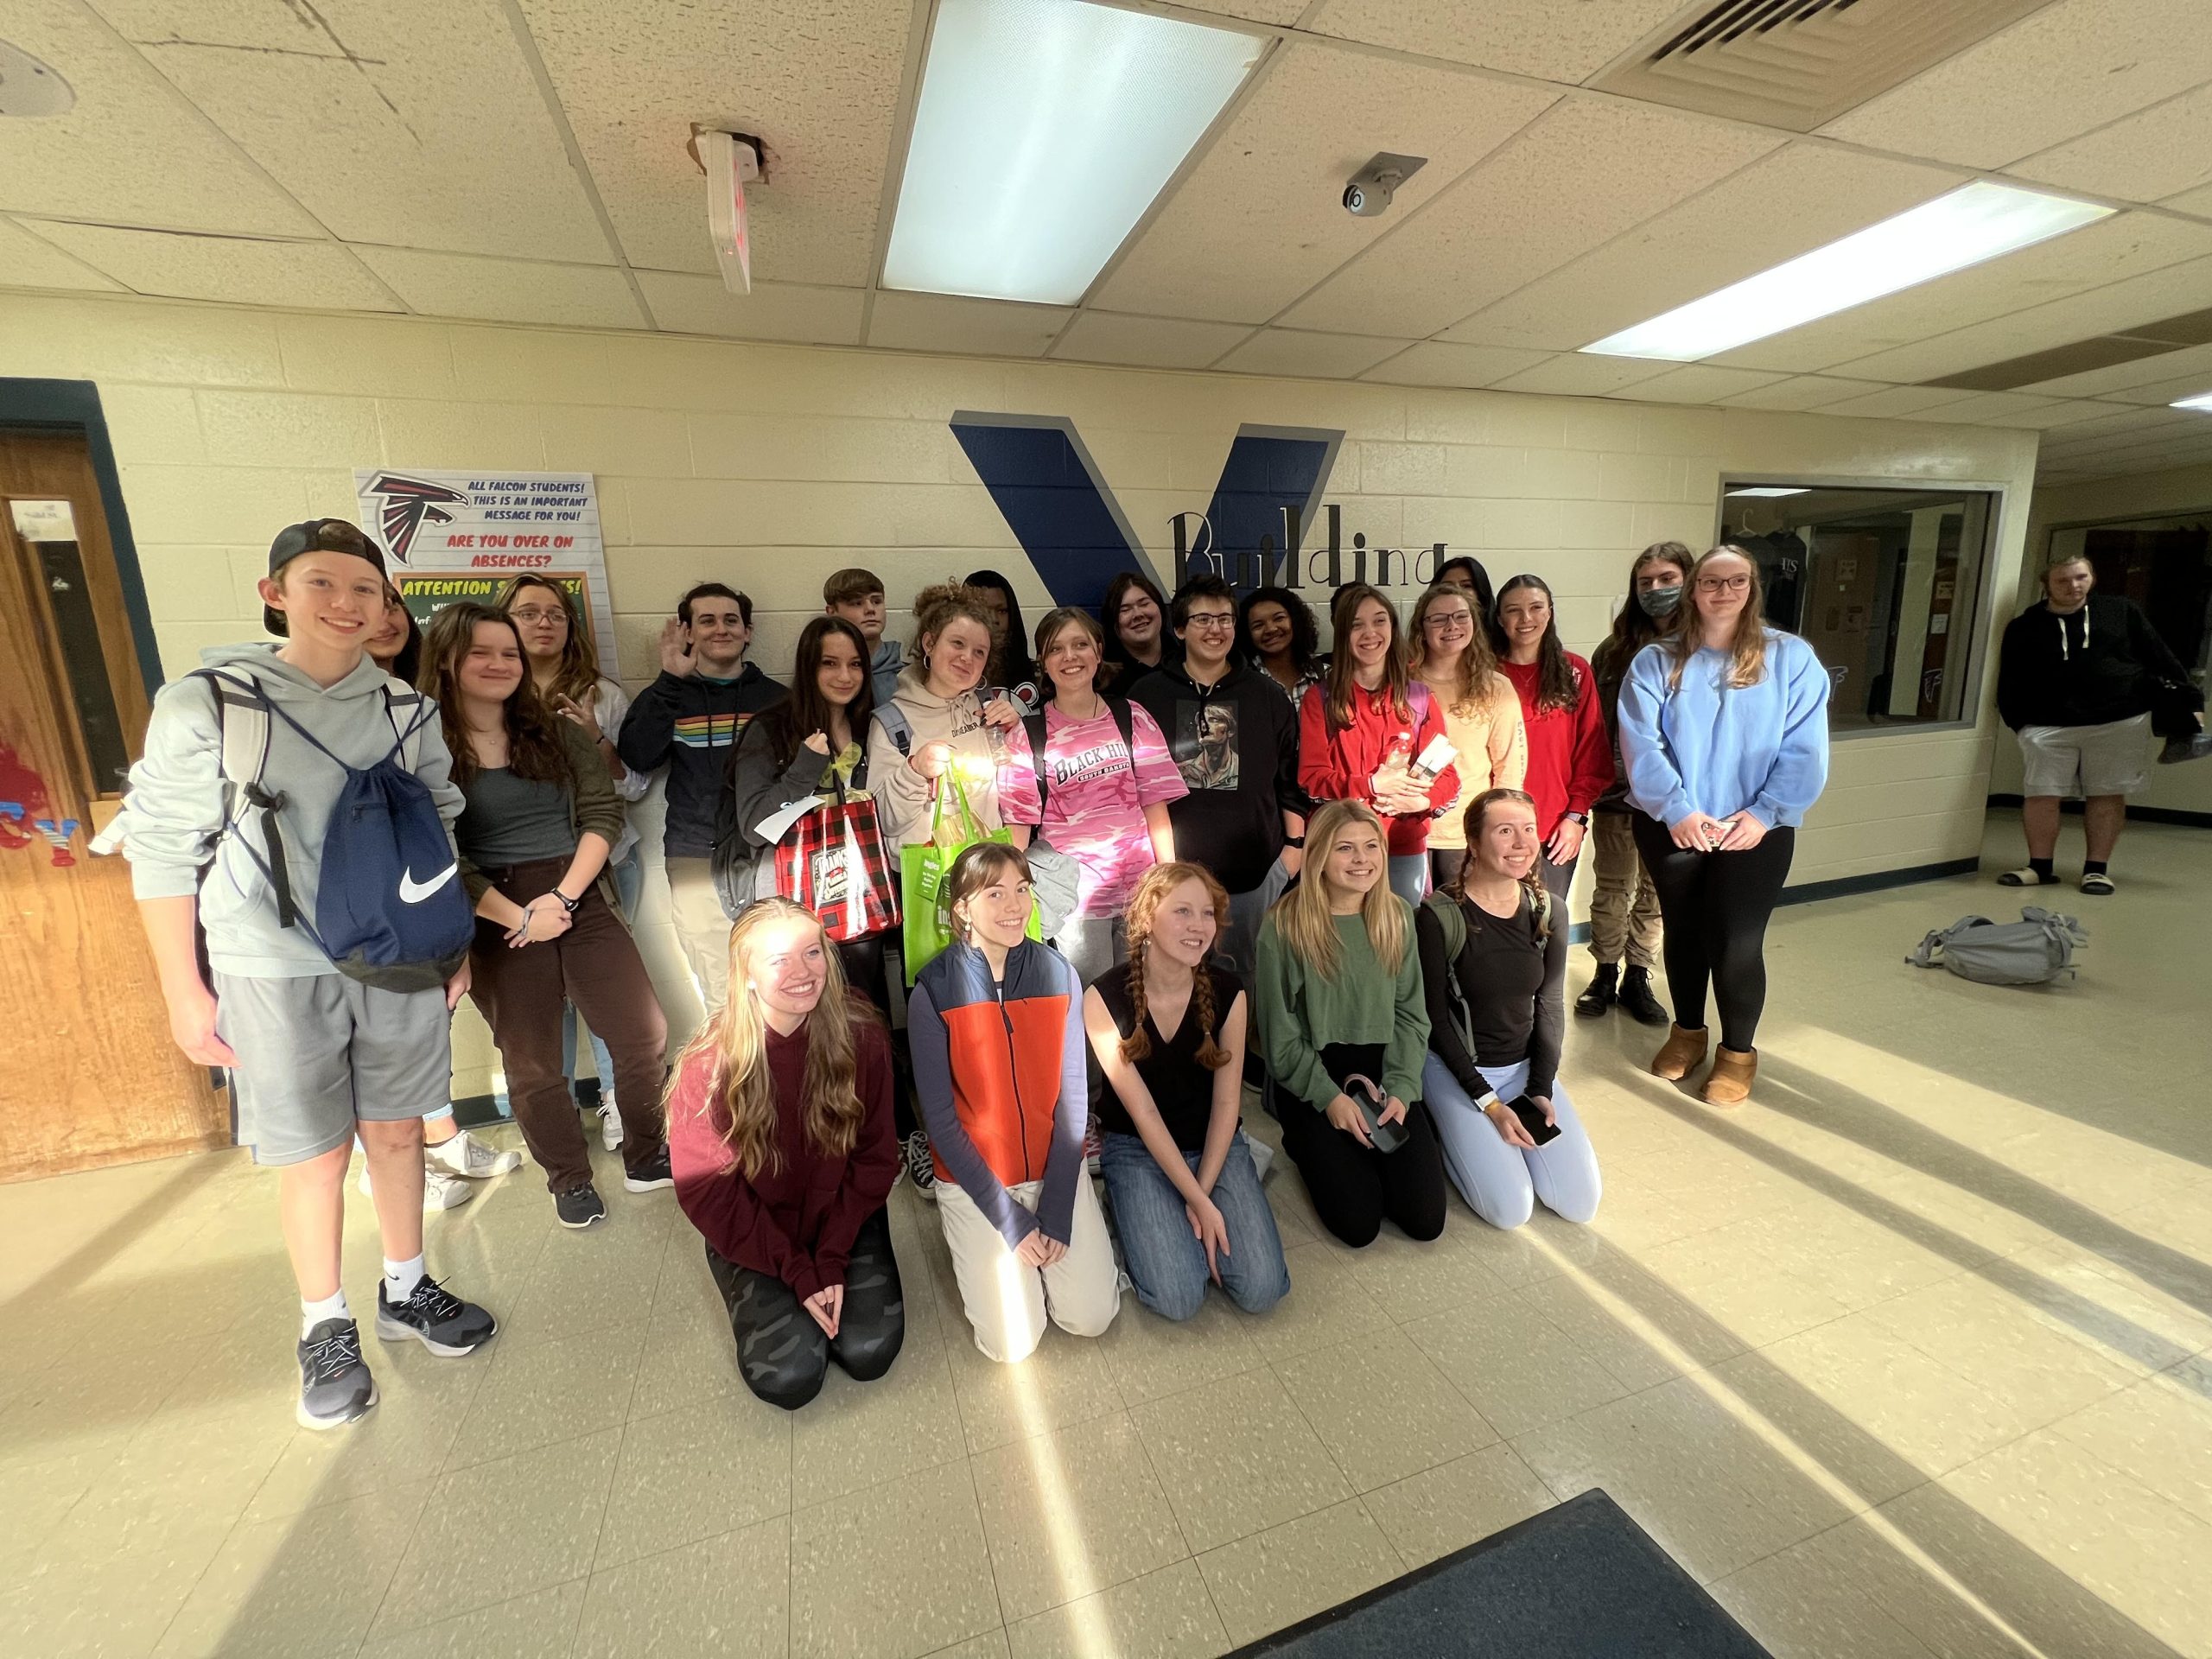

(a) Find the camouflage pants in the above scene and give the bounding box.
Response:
[706,1207,905,1410]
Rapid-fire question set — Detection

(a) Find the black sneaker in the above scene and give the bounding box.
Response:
[904,1129,937,1202]
[623,1147,674,1193]
[1573,963,1617,1018]
[556,1182,607,1228]
[296,1318,378,1430]
[375,1275,498,1357]
[1618,966,1670,1027]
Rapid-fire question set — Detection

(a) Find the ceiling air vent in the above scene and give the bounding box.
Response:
[1588,0,2053,133]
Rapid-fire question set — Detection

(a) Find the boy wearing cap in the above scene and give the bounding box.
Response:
[124,520,497,1430]
[824,566,905,705]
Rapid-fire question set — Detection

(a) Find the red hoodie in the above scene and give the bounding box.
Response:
[1299,679,1460,856]
[1499,654,1612,838]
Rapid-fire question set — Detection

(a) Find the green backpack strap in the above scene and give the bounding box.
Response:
[1421,888,1465,961]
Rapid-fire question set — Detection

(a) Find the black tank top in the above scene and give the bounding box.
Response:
[1091,963,1244,1151]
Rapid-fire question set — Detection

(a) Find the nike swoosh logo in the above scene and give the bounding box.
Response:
[398,863,458,904]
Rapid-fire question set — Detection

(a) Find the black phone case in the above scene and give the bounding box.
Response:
[1509,1096,1561,1146]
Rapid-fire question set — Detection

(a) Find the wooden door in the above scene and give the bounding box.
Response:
[0,429,226,1179]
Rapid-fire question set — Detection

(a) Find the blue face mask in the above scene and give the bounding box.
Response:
[1637,584,1683,619]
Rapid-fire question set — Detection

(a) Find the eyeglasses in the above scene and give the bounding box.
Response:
[507,607,568,624]
[1424,613,1473,632]
[1184,612,1236,631]
[1695,575,1751,593]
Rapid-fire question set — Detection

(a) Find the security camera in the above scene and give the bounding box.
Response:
[1343,151,1427,219]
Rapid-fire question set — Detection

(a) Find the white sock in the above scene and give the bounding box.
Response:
[302,1289,349,1338]
[383,1255,425,1302]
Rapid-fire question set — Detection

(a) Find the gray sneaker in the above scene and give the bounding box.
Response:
[296,1318,378,1429]
[375,1274,498,1357]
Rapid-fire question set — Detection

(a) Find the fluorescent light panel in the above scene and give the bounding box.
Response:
[883,0,1262,306]
[1727,486,1808,497]
[2171,391,2212,411]
[1584,181,2114,362]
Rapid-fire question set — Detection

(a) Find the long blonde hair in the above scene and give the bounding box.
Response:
[1666,545,1770,691]
[1119,863,1231,1068]
[1409,582,1507,719]
[1268,799,1408,982]
[672,898,871,1180]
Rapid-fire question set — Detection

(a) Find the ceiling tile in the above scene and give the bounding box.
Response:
[2007,83,2212,205]
[1608,365,1794,404]
[1818,0,2212,169]
[1708,213,2212,374]
[1172,0,1306,22]
[639,271,864,345]
[1216,329,1412,379]
[88,0,615,264]
[1909,391,2069,423]
[1440,143,1967,352]
[1488,354,1674,397]
[1310,0,1689,81]
[1050,313,1253,370]
[867,292,1070,357]
[516,0,911,284]
[2037,404,2194,442]
[2016,340,2212,399]
[2164,181,2212,219]
[1825,249,2212,385]
[1970,397,2134,429]
[0,218,124,292]
[353,247,643,327]
[1812,385,1980,419]
[1281,99,1783,339]
[1357,341,1551,387]
[26,223,399,309]
[1713,376,1888,411]
[1095,43,1558,325]
[0,0,321,236]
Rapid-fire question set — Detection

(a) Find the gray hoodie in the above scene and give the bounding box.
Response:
[863,665,1035,849]
[124,644,464,978]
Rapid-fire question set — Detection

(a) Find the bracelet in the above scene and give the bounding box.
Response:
[1281,835,1305,848]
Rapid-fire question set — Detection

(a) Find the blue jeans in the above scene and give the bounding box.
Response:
[1421,1053,1602,1230]
[1100,1129,1290,1322]
[1388,854,1429,907]
[561,854,645,1109]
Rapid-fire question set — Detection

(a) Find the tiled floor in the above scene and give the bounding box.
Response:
[3,812,2208,1658]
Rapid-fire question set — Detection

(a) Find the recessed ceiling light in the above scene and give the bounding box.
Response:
[0,40,75,118]
[2171,391,2212,412]
[883,0,1263,306]
[1583,181,2114,362]
[1727,486,1808,497]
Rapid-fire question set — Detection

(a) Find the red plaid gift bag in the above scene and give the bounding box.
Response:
[773,784,900,943]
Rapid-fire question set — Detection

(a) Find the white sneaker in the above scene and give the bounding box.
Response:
[359,1163,477,1211]
[598,1103,623,1153]
[429,1129,522,1180]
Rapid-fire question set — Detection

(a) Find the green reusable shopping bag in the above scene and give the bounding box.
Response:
[899,772,1039,983]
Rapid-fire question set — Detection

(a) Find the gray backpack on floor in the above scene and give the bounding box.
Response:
[1906,907,2087,986]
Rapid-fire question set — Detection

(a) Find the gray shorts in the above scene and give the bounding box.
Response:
[213,971,454,1166]
[2018,713,2151,799]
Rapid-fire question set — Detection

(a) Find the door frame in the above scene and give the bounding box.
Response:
[0,378,165,698]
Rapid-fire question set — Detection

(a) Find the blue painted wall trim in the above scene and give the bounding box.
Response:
[0,377,164,695]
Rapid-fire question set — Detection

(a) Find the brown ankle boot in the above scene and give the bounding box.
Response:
[1651,1024,1708,1081]
[1700,1046,1758,1106]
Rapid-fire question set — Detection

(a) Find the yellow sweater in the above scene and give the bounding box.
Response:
[1421,673,1529,850]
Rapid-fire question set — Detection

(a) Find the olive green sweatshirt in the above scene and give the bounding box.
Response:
[1254,906,1431,1111]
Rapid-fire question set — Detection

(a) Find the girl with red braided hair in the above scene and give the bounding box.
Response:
[1084,864,1290,1322]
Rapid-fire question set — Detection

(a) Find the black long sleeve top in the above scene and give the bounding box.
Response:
[1414,888,1567,1100]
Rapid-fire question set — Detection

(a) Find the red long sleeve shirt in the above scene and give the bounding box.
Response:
[1499,654,1613,837]
[1299,680,1460,856]
[669,1007,899,1302]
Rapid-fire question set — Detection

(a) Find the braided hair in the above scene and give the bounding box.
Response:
[1117,862,1232,1069]
[1451,787,1552,942]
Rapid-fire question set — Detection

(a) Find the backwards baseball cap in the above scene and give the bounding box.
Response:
[264,518,386,637]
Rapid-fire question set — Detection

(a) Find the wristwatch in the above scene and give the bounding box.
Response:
[1282,835,1305,848]
[1561,810,1588,826]
[551,888,582,913]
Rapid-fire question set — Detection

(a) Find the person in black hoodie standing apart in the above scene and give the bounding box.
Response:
[1128,575,1306,989]
[1995,556,2206,895]
[618,582,785,1011]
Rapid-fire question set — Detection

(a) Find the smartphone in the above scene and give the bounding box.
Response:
[1347,1076,1408,1154]
[1508,1096,1560,1147]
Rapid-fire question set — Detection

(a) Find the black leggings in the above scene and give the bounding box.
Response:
[1274,1042,1448,1248]
[1630,816,1796,1053]
[707,1207,905,1411]
[836,934,918,1141]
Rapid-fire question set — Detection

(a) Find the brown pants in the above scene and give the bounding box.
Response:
[1587,810,1662,970]
[469,857,669,1192]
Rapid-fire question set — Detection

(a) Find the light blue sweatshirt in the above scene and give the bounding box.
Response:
[1618,632,1831,829]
